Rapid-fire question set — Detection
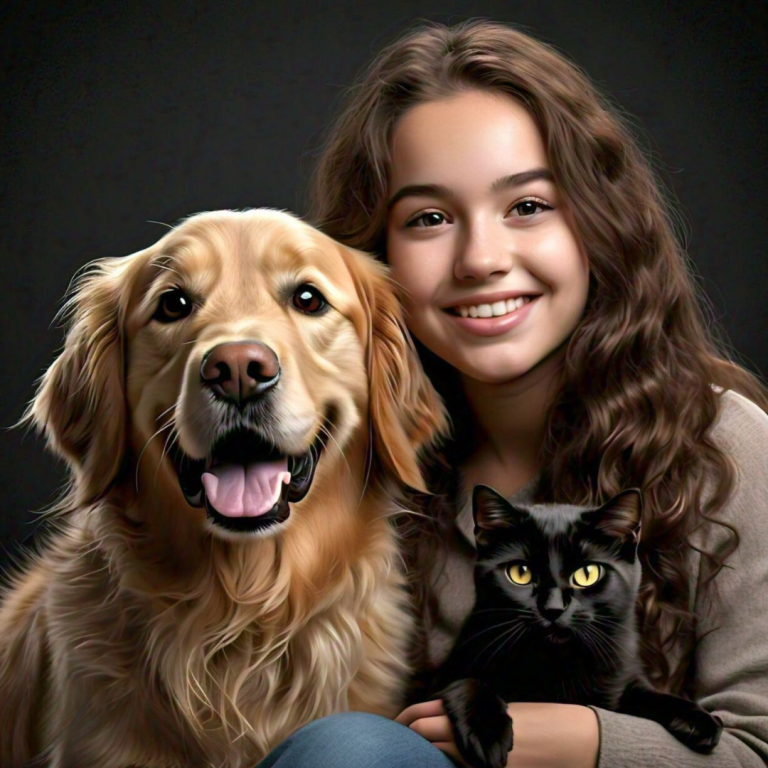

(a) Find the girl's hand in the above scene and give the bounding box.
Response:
[396,699,600,768]
[395,698,471,767]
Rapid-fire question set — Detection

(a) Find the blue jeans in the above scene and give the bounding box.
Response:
[254,712,457,768]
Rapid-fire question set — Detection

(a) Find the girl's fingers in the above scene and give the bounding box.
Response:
[433,741,471,768]
[407,714,454,743]
[395,698,446,726]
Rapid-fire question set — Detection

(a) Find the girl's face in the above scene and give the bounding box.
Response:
[385,89,590,385]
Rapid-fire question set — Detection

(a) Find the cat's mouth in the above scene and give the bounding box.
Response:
[544,625,572,645]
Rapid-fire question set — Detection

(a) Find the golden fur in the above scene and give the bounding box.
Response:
[0,209,446,768]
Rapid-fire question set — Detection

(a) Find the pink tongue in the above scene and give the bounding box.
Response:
[201,460,291,517]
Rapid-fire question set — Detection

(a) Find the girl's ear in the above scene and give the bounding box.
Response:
[15,254,146,505]
[338,244,448,493]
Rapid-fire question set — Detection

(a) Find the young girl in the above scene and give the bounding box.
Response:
[255,20,768,768]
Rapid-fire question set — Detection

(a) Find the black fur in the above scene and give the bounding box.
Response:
[430,485,723,768]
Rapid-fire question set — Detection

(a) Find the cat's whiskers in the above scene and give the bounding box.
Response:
[470,617,529,661]
[482,621,529,668]
[589,614,626,626]
[471,607,536,617]
[590,615,629,632]
[586,621,623,652]
[576,624,618,670]
[574,625,613,669]
[572,614,626,651]
[456,617,529,649]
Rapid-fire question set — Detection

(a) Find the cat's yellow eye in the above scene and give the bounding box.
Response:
[506,563,533,586]
[570,564,603,588]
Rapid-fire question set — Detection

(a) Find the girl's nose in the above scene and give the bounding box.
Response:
[453,219,514,281]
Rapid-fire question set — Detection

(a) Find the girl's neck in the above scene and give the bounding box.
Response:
[460,344,566,480]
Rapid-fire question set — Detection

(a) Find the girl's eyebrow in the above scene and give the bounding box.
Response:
[386,167,553,211]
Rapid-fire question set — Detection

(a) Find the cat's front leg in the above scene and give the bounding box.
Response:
[617,680,723,753]
[439,678,514,768]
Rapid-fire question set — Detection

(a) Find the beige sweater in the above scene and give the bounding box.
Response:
[425,389,768,767]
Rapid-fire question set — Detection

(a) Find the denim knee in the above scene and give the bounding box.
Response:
[255,711,457,768]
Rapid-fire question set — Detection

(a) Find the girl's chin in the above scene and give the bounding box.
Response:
[452,357,538,385]
[460,367,535,386]
[452,344,569,387]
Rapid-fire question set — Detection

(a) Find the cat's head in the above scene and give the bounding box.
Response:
[471,485,643,646]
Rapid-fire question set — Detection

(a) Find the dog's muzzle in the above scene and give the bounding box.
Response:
[168,340,334,534]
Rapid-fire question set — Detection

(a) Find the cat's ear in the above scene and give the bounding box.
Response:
[587,488,643,555]
[473,484,528,542]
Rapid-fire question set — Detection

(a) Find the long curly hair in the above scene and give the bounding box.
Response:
[303,19,768,695]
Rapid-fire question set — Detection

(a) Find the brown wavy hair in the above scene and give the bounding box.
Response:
[303,19,768,695]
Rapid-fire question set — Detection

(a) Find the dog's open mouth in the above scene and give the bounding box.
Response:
[169,413,333,534]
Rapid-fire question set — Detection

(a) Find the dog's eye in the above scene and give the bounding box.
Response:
[153,288,194,323]
[292,284,327,314]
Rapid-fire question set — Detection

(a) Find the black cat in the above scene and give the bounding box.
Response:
[432,485,723,768]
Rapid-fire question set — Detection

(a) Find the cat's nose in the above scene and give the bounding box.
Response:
[541,590,567,622]
[542,607,566,623]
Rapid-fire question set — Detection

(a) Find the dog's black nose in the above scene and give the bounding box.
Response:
[201,341,280,405]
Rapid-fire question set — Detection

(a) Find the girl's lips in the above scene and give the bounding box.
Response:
[445,296,539,337]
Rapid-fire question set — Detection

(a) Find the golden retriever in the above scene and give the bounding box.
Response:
[0,209,446,768]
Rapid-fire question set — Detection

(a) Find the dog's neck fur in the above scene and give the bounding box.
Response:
[104,423,378,612]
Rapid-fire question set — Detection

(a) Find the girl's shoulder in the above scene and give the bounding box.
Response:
[710,388,768,475]
[694,388,768,554]
[713,386,768,435]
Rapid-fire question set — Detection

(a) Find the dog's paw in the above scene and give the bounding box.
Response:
[440,678,513,768]
[668,706,723,754]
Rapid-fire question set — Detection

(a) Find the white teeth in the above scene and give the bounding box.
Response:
[455,296,533,318]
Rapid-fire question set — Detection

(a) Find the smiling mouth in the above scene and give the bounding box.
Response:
[444,295,540,318]
[169,411,333,535]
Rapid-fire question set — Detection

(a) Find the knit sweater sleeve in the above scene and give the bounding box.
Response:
[591,390,768,767]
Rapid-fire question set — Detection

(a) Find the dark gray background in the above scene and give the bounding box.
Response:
[2,0,767,567]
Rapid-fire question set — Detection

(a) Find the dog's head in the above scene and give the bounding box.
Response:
[20,209,447,539]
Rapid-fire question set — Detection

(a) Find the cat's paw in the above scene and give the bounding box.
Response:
[668,706,723,754]
[440,678,513,768]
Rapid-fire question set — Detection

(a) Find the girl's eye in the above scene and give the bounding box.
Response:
[153,288,194,324]
[508,199,552,217]
[405,211,447,228]
[292,284,328,314]
[570,564,603,589]
[506,563,533,586]
[405,200,551,227]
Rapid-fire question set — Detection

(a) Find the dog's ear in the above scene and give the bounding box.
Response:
[337,245,448,493]
[16,253,146,505]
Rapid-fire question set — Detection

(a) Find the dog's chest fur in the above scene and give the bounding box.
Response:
[30,512,412,768]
